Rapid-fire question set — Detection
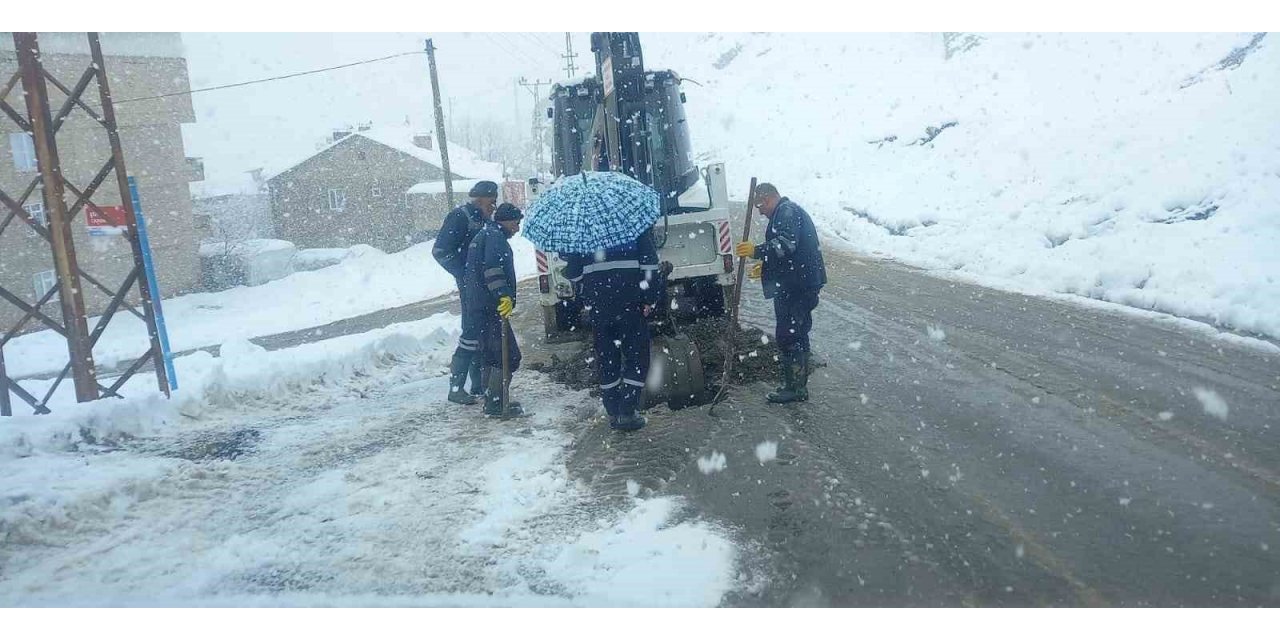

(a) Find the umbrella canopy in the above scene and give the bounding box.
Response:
[522,171,662,254]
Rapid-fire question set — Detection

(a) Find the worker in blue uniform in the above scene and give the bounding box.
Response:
[464,203,525,418]
[434,181,499,404]
[563,229,662,430]
[735,183,827,403]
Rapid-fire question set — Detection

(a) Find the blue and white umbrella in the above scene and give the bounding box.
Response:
[522,171,661,254]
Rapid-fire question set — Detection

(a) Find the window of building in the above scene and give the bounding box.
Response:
[10,132,37,171]
[33,270,57,300]
[328,188,347,212]
[370,185,381,198]
[23,201,47,227]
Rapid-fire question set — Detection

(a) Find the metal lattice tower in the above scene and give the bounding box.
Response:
[0,32,170,416]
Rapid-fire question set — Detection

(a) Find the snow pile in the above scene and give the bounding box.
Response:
[1,319,739,606]
[0,314,459,459]
[543,497,736,607]
[3,237,537,379]
[645,33,1280,339]
[291,246,363,272]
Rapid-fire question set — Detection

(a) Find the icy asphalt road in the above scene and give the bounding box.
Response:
[4,242,1277,606]
[560,247,1280,606]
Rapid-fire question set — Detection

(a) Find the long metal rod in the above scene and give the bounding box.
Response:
[425,39,454,209]
[15,32,99,403]
[707,177,758,414]
[89,32,170,397]
[0,348,11,417]
[501,318,511,418]
[0,283,66,346]
[48,67,101,134]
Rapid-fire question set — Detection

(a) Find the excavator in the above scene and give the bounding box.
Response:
[533,32,737,409]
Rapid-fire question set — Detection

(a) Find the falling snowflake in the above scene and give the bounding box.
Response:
[754,441,778,464]
[697,451,727,474]
[1192,387,1228,420]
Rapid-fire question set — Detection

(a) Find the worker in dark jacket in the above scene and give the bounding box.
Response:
[435,181,499,404]
[464,203,524,418]
[735,183,827,403]
[563,229,661,430]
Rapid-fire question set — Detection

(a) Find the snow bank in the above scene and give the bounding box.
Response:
[0,314,460,459]
[645,33,1280,339]
[3,237,537,379]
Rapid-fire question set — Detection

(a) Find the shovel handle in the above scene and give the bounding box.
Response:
[501,317,510,416]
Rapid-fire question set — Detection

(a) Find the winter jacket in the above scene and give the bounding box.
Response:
[463,221,517,317]
[562,229,661,317]
[433,202,486,280]
[752,197,827,299]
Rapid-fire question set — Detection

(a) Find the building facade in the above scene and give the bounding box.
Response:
[0,32,200,331]
[267,127,502,253]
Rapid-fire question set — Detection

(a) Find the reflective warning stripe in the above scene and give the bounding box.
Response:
[582,259,640,275]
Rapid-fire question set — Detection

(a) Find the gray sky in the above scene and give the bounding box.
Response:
[180,32,598,191]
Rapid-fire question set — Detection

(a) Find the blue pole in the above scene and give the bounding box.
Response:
[128,177,178,390]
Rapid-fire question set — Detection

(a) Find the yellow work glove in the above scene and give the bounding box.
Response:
[748,262,763,280]
[497,295,514,319]
[734,241,756,259]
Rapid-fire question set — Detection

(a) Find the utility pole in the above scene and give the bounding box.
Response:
[518,77,553,177]
[562,32,578,78]
[513,79,521,136]
[425,38,455,208]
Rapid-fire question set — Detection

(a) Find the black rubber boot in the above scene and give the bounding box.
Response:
[793,351,810,402]
[767,352,805,404]
[612,413,646,431]
[612,384,646,431]
[447,352,477,405]
[467,357,485,398]
[483,366,524,418]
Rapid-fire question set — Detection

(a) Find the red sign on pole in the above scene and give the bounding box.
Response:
[86,205,128,236]
[502,181,528,209]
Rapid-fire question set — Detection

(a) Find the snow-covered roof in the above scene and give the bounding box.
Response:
[199,238,296,258]
[407,178,502,196]
[264,125,504,182]
[191,171,265,199]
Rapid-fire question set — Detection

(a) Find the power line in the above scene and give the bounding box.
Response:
[115,50,425,104]
[505,35,546,62]
[481,33,535,73]
[514,32,560,58]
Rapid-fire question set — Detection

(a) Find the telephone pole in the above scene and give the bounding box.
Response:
[425,38,455,208]
[518,77,553,177]
[562,32,578,78]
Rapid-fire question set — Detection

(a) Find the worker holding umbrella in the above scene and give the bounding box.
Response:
[523,171,664,431]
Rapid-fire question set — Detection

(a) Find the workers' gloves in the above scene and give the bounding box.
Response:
[497,295,514,319]
[734,242,756,259]
[748,262,763,280]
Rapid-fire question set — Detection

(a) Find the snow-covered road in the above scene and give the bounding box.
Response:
[0,314,738,606]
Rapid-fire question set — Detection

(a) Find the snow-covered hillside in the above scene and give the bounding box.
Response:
[645,33,1279,339]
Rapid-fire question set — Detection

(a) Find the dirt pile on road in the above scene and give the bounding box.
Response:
[530,318,783,395]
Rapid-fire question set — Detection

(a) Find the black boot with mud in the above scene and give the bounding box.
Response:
[447,352,478,405]
[483,366,524,418]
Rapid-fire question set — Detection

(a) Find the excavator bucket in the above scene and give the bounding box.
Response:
[643,334,707,410]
